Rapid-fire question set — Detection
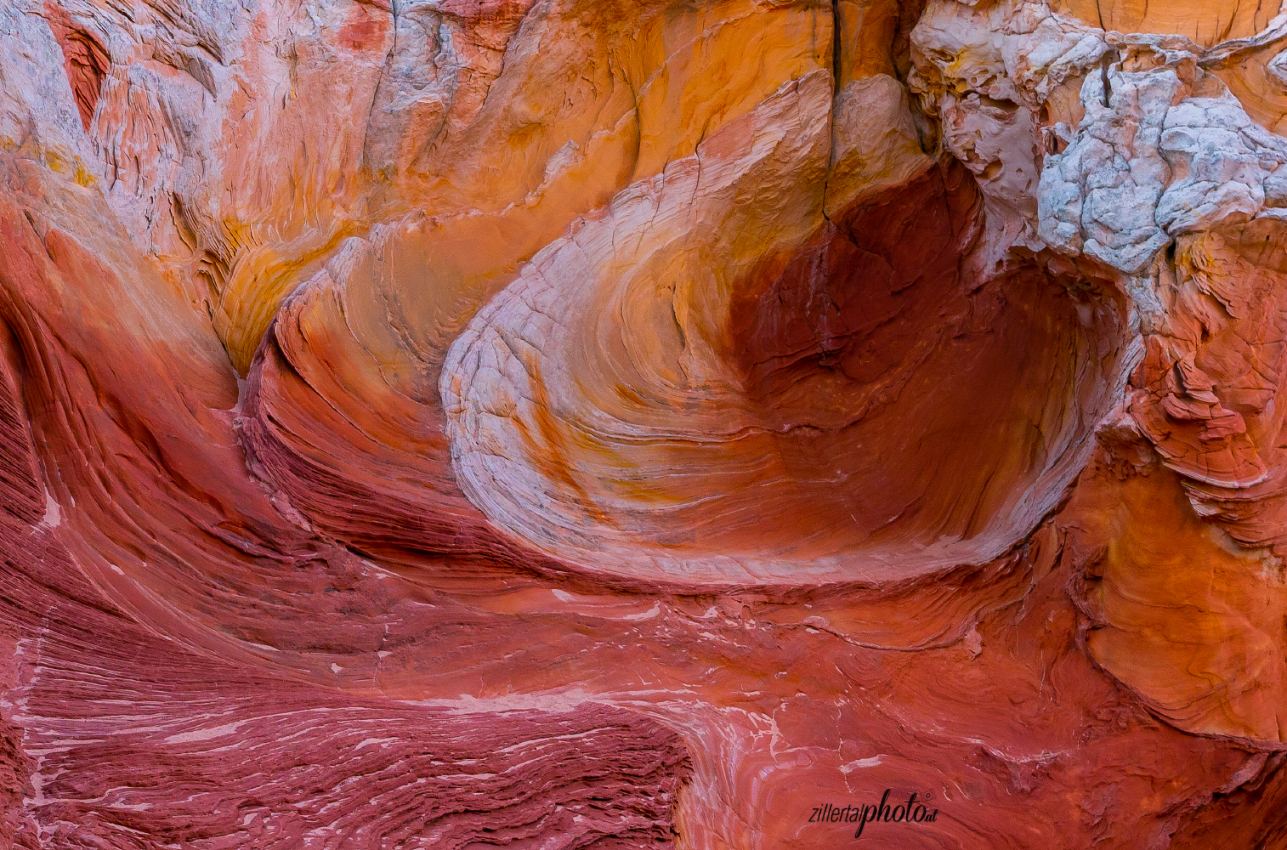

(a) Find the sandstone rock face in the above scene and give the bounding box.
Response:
[5,0,1287,846]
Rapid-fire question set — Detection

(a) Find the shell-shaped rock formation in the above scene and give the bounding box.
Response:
[443,144,1130,585]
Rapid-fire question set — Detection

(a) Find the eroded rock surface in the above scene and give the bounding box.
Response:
[4,0,1287,846]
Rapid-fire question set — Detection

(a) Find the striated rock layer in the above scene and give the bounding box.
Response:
[5,0,1287,846]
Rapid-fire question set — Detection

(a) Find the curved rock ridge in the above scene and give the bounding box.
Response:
[235,0,838,578]
[6,0,1287,846]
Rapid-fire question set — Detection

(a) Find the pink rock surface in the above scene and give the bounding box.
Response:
[6,0,1287,847]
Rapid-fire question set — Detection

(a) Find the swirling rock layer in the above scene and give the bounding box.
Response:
[5,0,1287,846]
